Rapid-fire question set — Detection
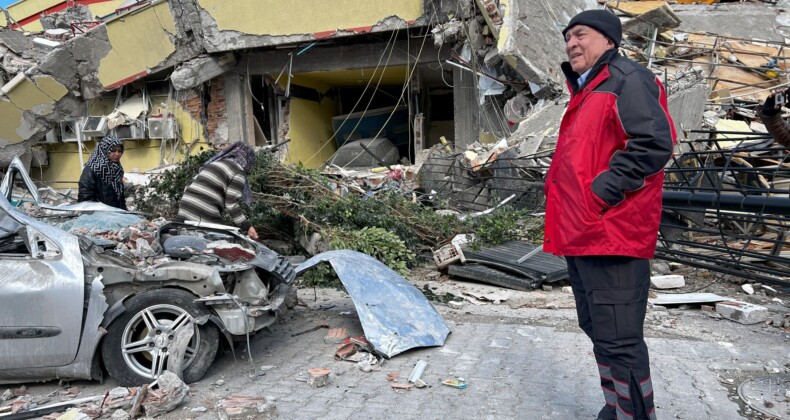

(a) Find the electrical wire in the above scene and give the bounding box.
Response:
[229,293,254,365]
[339,19,433,170]
[298,28,401,166]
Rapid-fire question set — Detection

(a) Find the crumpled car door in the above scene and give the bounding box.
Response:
[0,167,85,369]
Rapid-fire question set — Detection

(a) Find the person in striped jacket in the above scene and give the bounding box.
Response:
[176,142,259,240]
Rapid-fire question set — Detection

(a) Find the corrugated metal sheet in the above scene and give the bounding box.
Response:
[463,241,568,283]
[448,263,536,290]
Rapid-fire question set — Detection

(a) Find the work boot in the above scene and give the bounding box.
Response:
[596,404,616,420]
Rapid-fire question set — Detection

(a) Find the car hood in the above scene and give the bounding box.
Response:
[296,250,451,358]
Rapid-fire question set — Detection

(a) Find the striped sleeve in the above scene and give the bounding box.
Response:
[223,165,251,231]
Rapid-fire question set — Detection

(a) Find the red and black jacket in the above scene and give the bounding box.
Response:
[543,50,676,259]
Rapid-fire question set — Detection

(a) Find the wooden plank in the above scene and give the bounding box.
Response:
[607,1,668,16]
[695,56,777,102]
[723,41,777,69]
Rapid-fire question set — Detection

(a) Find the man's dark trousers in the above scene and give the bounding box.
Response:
[566,255,656,420]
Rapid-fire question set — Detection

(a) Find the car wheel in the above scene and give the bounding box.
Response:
[101,288,219,386]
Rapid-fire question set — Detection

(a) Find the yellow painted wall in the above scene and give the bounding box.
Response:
[41,140,165,189]
[0,100,25,146]
[2,0,128,32]
[197,0,423,36]
[98,1,177,89]
[283,77,337,168]
[0,75,67,146]
[39,96,208,186]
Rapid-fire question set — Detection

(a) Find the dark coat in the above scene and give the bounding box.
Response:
[78,166,127,209]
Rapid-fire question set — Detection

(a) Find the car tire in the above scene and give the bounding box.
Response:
[101,288,219,386]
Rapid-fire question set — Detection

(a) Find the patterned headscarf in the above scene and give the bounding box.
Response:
[203,142,256,205]
[86,135,125,203]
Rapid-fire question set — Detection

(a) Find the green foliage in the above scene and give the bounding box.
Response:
[469,206,535,249]
[325,226,415,277]
[298,263,342,288]
[132,147,546,279]
[421,284,460,304]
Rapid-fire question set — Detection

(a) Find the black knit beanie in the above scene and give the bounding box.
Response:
[562,10,622,48]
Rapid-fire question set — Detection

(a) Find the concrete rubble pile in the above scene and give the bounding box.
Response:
[413,0,790,287]
[10,185,260,269]
[1,371,189,419]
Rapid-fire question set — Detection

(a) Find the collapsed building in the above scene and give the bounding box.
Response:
[0,0,788,287]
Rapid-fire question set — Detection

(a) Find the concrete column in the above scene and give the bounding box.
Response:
[453,66,480,151]
[223,71,253,145]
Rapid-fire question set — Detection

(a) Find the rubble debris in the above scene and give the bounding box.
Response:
[216,396,278,420]
[441,378,468,389]
[391,383,414,391]
[448,300,465,309]
[56,408,90,420]
[1,389,12,401]
[306,368,331,388]
[741,284,755,295]
[166,317,195,379]
[110,409,130,420]
[107,388,129,400]
[386,372,399,382]
[650,293,729,306]
[716,301,770,325]
[324,328,349,344]
[433,234,470,269]
[357,353,382,373]
[141,371,189,417]
[450,241,567,290]
[650,275,686,289]
[4,395,104,420]
[408,360,428,388]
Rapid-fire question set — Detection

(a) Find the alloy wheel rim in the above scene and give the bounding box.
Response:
[120,304,200,380]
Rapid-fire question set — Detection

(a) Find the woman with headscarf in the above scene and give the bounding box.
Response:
[176,142,259,239]
[78,135,127,209]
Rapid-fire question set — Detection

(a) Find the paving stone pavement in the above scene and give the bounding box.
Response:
[163,304,787,420]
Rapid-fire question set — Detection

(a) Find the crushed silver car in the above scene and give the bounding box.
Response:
[0,157,296,386]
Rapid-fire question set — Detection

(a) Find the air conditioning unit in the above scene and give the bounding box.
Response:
[81,116,108,137]
[112,120,146,140]
[147,116,176,139]
[43,128,59,143]
[60,117,84,143]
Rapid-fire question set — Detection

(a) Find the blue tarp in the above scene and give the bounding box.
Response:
[296,250,451,358]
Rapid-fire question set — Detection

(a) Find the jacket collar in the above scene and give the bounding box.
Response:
[561,49,619,94]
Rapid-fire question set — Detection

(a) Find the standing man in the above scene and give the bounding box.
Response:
[543,10,675,420]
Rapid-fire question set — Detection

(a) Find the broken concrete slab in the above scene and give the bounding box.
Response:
[621,3,681,35]
[673,3,786,42]
[171,53,236,90]
[716,300,770,325]
[650,275,685,289]
[650,293,729,306]
[141,371,189,417]
[497,0,599,92]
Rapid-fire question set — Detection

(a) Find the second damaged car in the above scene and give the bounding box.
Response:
[0,157,296,386]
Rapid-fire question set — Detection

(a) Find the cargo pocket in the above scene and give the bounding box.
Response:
[591,287,648,341]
